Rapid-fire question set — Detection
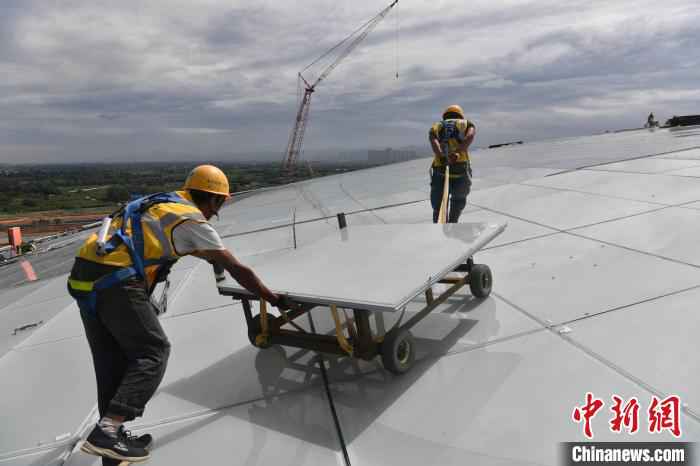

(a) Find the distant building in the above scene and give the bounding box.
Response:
[368,148,418,165]
[665,115,700,127]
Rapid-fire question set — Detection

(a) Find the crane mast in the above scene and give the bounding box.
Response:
[282,0,399,172]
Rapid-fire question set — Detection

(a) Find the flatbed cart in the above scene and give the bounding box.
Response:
[217,221,506,374]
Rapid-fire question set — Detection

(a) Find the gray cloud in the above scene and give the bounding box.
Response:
[1,0,699,163]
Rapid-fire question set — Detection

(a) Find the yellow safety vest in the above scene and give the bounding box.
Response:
[429,118,475,168]
[76,190,206,287]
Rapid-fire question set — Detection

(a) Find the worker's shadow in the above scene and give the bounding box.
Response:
[156,292,521,451]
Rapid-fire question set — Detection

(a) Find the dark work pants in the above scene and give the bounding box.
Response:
[78,279,170,422]
[430,169,471,223]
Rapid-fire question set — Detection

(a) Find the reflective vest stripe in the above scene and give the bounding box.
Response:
[142,214,175,259]
[68,278,94,292]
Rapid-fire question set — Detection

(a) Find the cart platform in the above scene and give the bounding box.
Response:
[218,222,506,373]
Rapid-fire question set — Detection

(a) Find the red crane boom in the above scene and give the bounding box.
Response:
[282,0,399,172]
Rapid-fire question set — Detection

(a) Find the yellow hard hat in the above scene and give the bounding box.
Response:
[183,165,230,198]
[442,104,465,119]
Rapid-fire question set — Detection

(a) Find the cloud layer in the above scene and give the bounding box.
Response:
[1,0,699,163]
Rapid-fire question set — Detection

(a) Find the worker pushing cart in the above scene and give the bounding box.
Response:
[218,220,506,375]
[67,165,290,464]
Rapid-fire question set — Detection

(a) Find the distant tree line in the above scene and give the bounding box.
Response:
[0,162,359,215]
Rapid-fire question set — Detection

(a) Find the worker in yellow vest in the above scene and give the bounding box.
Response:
[429,104,476,223]
[67,165,288,463]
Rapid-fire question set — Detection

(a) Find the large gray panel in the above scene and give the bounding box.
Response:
[371,200,480,224]
[0,282,46,313]
[471,128,700,171]
[568,287,700,413]
[525,170,700,205]
[219,223,506,312]
[13,302,83,350]
[664,165,700,178]
[0,339,95,455]
[67,387,343,466]
[477,233,700,324]
[657,148,700,160]
[587,158,700,174]
[334,331,700,466]
[0,298,75,356]
[363,200,553,248]
[0,446,68,465]
[163,261,234,318]
[469,183,660,230]
[0,276,71,315]
[460,209,556,248]
[139,305,324,425]
[574,207,700,266]
[291,294,542,380]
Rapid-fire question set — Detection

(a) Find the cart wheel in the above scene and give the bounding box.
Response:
[248,314,272,349]
[381,328,415,374]
[469,264,493,298]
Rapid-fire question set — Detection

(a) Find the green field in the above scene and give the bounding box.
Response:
[0,162,370,215]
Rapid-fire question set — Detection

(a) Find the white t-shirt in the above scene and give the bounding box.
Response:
[171,221,225,255]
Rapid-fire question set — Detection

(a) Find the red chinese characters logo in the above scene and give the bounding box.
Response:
[573,393,682,439]
[572,392,604,439]
[610,395,639,434]
[648,395,681,437]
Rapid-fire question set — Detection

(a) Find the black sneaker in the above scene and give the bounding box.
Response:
[81,424,150,463]
[119,425,153,451]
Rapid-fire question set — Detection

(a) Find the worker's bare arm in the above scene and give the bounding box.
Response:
[430,137,443,159]
[193,249,283,307]
[458,126,476,152]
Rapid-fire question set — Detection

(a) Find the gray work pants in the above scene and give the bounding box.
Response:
[430,169,471,223]
[77,279,170,421]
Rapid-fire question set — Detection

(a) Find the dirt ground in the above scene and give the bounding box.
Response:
[0,209,110,245]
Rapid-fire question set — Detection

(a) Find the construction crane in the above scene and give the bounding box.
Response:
[282,0,399,172]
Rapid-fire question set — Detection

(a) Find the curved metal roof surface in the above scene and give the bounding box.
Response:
[2,126,700,465]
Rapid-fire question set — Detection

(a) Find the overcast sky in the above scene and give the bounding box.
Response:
[1,0,699,163]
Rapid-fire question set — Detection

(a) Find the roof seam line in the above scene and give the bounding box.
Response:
[128,381,327,432]
[467,203,565,231]
[543,144,700,177]
[337,177,387,224]
[470,202,700,268]
[481,232,560,251]
[309,312,352,466]
[565,230,700,270]
[558,283,700,327]
[559,334,700,423]
[493,292,700,423]
[583,164,700,176]
[161,302,238,320]
[565,206,670,232]
[516,181,670,206]
[440,327,547,357]
[220,197,428,239]
[492,292,557,329]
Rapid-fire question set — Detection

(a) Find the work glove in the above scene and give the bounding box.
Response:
[274,294,292,311]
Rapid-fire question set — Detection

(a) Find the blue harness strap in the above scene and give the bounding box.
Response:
[101,192,190,278]
[73,192,193,318]
[439,119,464,158]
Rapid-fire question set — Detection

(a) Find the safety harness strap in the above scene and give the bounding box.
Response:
[101,192,192,280]
[72,192,195,318]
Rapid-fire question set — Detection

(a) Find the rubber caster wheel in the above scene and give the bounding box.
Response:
[469,264,492,298]
[381,328,415,374]
[248,314,272,348]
